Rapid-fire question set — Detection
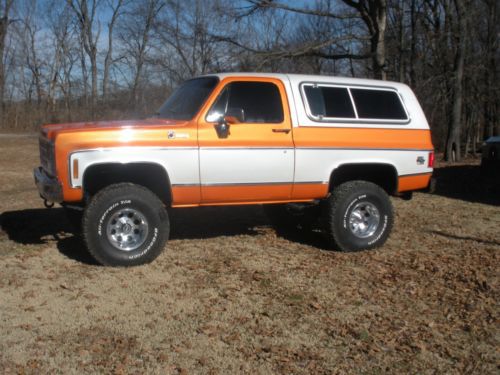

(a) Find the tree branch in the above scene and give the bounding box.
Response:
[212,33,372,61]
[241,0,360,20]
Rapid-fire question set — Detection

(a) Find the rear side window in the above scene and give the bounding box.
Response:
[350,88,407,120]
[304,86,355,118]
[302,83,409,123]
[207,81,284,123]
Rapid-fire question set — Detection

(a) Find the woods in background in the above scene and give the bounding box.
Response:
[0,0,498,161]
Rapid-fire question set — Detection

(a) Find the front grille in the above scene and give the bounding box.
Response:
[39,137,55,176]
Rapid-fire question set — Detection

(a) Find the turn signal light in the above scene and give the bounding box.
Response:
[73,158,79,179]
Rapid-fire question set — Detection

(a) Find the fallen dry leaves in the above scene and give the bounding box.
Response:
[0,137,498,374]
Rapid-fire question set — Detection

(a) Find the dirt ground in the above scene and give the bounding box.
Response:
[0,136,498,374]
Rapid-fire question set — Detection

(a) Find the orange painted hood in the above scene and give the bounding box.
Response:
[41,118,188,140]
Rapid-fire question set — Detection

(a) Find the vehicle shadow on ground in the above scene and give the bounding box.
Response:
[156,206,332,250]
[168,206,268,239]
[0,206,331,264]
[169,206,330,249]
[0,208,97,264]
[428,165,500,206]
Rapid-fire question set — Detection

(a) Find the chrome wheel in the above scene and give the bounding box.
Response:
[106,208,149,251]
[348,201,380,238]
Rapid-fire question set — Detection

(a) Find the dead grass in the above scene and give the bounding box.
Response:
[0,136,498,374]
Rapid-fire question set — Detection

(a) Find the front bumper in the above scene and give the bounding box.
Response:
[34,167,63,203]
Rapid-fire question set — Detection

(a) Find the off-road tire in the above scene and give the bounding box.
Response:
[322,181,393,252]
[83,183,169,266]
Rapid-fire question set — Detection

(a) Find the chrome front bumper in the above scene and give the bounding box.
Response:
[34,167,63,203]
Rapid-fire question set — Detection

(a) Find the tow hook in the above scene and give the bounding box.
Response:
[43,199,54,208]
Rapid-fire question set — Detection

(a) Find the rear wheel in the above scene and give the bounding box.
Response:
[322,181,393,252]
[83,183,169,266]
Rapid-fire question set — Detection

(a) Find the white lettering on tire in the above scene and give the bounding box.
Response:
[98,202,119,235]
[128,227,158,260]
[97,200,133,236]
[367,215,388,245]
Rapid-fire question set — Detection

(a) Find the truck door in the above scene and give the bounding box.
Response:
[197,77,294,204]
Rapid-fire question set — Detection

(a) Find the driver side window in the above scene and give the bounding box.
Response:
[206,81,284,123]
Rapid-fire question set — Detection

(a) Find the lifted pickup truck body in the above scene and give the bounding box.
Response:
[35,73,434,266]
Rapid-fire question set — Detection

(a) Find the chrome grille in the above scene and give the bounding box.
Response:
[39,137,55,176]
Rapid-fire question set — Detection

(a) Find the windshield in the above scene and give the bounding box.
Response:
[156,76,219,120]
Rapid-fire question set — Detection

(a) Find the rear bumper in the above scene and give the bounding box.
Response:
[34,167,63,203]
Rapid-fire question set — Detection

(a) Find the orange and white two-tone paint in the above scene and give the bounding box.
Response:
[40,73,434,207]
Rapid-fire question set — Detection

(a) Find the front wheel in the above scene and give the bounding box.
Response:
[83,183,169,266]
[322,181,393,252]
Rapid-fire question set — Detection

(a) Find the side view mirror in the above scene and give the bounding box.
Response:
[214,108,245,139]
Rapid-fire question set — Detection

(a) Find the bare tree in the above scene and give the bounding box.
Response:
[46,1,78,120]
[16,0,44,105]
[118,0,164,107]
[152,0,228,80]
[342,0,388,79]
[102,0,124,100]
[0,0,497,154]
[238,0,388,79]
[482,0,499,139]
[0,0,14,109]
[444,0,466,161]
[67,0,100,115]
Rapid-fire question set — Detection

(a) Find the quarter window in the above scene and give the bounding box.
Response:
[302,83,409,122]
[207,82,284,123]
[304,86,355,118]
[350,88,407,120]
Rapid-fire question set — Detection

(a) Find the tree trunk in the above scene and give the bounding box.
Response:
[372,1,387,80]
[68,0,99,118]
[0,0,14,114]
[80,46,89,108]
[102,0,123,100]
[483,0,498,139]
[397,0,405,83]
[90,50,97,110]
[129,0,162,107]
[445,0,466,162]
[409,0,417,88]
[0,15,7,111]
[343,0,388,80]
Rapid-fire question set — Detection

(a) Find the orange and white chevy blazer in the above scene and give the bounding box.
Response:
[35,73,434,266]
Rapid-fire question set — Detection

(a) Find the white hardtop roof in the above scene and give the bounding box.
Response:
[207,72,409,90]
